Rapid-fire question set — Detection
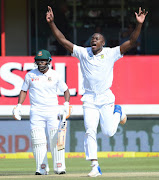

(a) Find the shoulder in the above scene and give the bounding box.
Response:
[104,46,123,61]
[73,44,87,52]
[72,44,88,59]
[27,68,38,75]
[25,68,38,78]
[103,46,120,54]
[48,69,61,78]
[49,68,57,74]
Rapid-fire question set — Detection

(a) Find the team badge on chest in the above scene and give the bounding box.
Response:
[48,77,52,81]
[101,54,104,59]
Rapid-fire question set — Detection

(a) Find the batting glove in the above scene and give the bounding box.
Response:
[64,102,72,119]
[12,104,22,120]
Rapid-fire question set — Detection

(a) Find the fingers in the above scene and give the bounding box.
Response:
[137,7,143,16]
[48,6,51,12]
[48,6,53,13]
[139,7,142,14]
[142,9,148,15]
[144,10,148,16]
[46,6,53,19]
[137,7,148,16]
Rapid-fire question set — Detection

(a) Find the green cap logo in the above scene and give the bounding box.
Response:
[34,49,52,61]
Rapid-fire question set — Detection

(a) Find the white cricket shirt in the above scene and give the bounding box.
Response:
[21,68,68,111]
[72,45,123,105]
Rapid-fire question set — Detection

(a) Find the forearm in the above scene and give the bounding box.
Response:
[64,89,70,102]
[18,90,27,104]
[120,23,143,54]
[129,23,142,44]
[48,21,73,53]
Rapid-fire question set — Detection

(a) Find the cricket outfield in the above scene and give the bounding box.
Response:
[0,157,159,180]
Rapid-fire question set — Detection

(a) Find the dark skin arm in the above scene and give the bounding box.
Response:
[46,6,73,53]
[46,6,147,55]
[64,89,70,102]
[18,90,27,104]
[120,7,148,55]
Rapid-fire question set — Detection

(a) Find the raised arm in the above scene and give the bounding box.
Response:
[46,6,73,53]
[120,7,148,55]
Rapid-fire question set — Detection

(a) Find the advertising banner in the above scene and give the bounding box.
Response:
[1,119,159,154]
[0,56,159,116]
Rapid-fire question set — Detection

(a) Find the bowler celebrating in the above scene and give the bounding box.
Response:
[46,6,148,177]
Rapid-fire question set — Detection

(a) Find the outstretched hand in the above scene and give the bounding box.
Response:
[135,7,148,24]
[46,6,54,23]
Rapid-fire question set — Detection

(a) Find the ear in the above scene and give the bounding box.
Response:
[102,41,105,47]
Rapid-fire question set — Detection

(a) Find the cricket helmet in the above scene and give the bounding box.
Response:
[34,49,52,62]
[34,49,52,72]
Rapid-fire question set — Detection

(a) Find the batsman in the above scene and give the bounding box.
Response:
[46,6,148,177]
[12,49,70,175]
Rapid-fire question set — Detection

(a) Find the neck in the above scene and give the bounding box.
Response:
[92,47,103,55]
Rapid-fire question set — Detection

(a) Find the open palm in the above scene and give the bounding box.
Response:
[135,7,148,24]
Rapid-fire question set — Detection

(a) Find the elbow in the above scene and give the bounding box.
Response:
[64,89,70,97]
[129,39,136,47]
[126,41,136,52]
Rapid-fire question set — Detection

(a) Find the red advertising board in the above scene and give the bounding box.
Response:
[112,56,159,104]
[0,56,159,105]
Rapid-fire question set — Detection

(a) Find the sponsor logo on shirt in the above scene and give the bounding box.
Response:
[31,77,39,81]
[101,54,104,59]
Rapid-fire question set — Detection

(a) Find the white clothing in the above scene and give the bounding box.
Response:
[72,45,123,105]
[22,68,68,128]
[82,89,115,106]
[72,45,123,160]
[30,109,59,130]
[49,129,66,173]
[83,103,120,160]
[22,68,68,112]
[31,128,49,174]
[21,68,68,173]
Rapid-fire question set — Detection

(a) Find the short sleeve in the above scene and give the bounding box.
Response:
[57,75,68,93]
[110,46,123,63]
[21,73,30,91]
[71,44,85,62]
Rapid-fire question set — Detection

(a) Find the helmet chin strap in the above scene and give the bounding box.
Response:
[38,64,48,72]
[35,60,50,73]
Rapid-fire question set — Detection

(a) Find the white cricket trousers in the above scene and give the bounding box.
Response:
[83,102,120,160]
[30,107,65,174]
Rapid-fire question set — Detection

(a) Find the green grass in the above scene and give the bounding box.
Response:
[0,158,159,179]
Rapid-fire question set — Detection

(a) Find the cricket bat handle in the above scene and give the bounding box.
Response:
[57,111,67,151]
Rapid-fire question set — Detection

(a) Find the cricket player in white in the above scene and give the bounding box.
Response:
[46,6,148,177]
[13,49,70,175]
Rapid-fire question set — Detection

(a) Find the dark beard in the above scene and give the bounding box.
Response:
[38,65,48,72]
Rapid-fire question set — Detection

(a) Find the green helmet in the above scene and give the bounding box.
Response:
[34,50,52,72]
[34,49,52,61]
